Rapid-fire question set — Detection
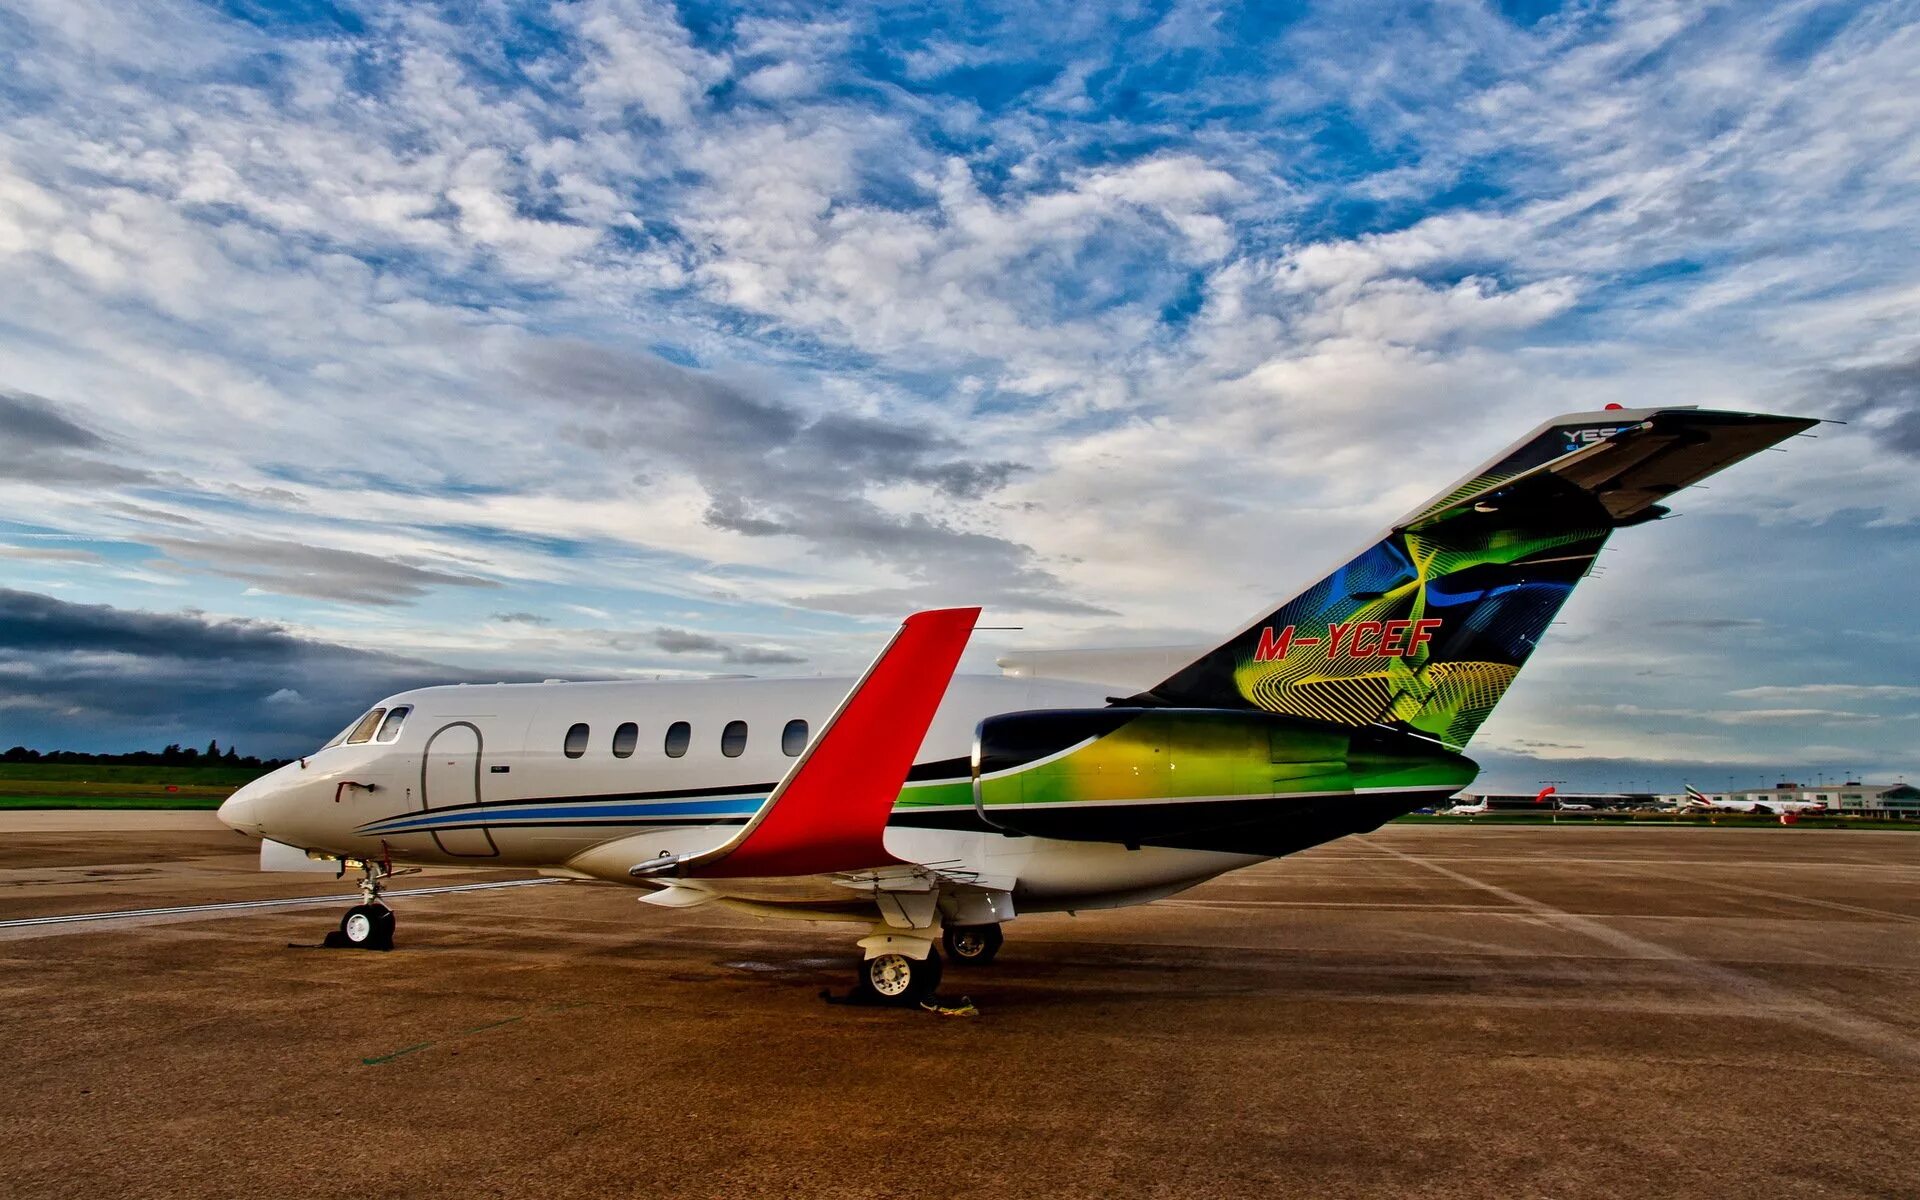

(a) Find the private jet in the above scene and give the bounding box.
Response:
[218,406,1814,1003]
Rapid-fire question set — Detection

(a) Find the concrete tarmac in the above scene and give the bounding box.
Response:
[3,816,1917,1199]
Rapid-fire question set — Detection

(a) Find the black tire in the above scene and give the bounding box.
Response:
[855,947,943,1006]
[340,904,395,950]
[943,924,1004,966]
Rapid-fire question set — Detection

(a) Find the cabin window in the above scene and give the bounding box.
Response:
[611,722,638,758]
[782,718,808,757]
[374,706,411,744]
[563,723,590,758]
[721,720,748,758]
[664,721,691,758]
[345,708,387,745]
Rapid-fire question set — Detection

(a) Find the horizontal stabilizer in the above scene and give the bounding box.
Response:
[1403,408,1818,531]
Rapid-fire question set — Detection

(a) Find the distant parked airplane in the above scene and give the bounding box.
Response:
[1680,784,1827,816]
[1442,800,1492,816]
[218,406,1814,1004]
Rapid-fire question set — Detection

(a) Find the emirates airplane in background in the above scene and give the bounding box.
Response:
[219,406,1814,1004]
[1679,784,1829,816]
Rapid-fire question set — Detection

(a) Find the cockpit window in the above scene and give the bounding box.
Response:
[374,706,411,743]
[344,708,387,745]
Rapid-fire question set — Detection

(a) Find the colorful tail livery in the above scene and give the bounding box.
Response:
[1132,407,1817,747]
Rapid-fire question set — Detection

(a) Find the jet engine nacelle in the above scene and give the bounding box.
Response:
[971,708,1477,856]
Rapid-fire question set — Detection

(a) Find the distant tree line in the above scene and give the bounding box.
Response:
[1,740,291,769]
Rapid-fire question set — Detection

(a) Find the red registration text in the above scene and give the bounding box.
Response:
[1252,619,1442,663]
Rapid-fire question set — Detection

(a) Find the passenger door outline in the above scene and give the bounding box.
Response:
[421,721,498,858]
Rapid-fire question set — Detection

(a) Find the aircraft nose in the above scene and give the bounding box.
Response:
[218,779,266,836]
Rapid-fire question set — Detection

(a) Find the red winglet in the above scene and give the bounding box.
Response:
[689,606,981,879]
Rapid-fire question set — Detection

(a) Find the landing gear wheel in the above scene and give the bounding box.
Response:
[943,923,1004,966]
[324,852,405,950]
[340,903,395,950]
[856,948,943,1006]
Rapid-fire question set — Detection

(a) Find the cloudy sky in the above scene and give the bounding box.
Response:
[2,0,1917,786]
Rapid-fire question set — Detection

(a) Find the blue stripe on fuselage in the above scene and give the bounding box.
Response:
[358,795,766,835]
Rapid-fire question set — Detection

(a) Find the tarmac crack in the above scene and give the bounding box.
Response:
[1365,841,1920,1069]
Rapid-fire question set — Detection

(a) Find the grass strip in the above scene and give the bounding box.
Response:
[0,796,226,810]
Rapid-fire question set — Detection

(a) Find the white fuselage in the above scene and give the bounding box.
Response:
[1686,798,1828,815]
[220,675,1266,913]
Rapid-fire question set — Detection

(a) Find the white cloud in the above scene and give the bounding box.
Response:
[1609,704,1881,727]
[563,0,728,126]
[1729,684,1920,702]
[739,61,816,101]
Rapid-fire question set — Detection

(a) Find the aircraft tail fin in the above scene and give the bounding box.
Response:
[1129,407,1817,748]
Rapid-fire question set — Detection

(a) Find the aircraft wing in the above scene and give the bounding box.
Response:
[629,606,981,881]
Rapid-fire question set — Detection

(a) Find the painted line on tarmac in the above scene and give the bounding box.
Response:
[362,1017,522,1066]
[1608,865,1920,926]
[1367,842,1920,1069]
[1160,899,1517,912]
[360,1002,589,1067]
[0,878,564,931]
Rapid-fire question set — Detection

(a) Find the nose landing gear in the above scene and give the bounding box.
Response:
[338,903,395,950]
[323,854,409,951]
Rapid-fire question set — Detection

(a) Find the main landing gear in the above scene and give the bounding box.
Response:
[854,947,944,1006]
[325,855,404,951]
[837,885,1009,1007]
[943,923,1004,965]
[844,923,1005,1007]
